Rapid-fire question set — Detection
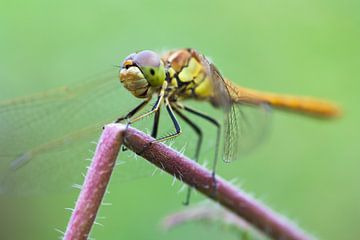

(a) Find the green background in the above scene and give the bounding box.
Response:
[1,0,359,239]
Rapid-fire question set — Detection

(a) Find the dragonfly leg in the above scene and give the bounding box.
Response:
[151,107,161,138]
[178,104,221,200]
[128,81,167,124]
[173,107,203,205]
[136,99,180,157]
[114,98,151,123]
[120,82,165,151]
[172,107,203,161]
[114,98,151,151]
[152,99,181,143]
[131,107,159,156]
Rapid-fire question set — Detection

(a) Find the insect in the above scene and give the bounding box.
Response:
[0,48,339,199]
[117,48,339,204]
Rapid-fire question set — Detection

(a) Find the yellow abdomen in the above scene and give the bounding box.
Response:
[225,79,340,118]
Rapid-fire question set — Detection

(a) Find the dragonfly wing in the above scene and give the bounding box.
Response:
[223,102,272,163]
[192,50,232,109]
[0,71,156,195]
[191,50,272,162]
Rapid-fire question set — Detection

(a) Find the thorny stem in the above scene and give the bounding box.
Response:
[123,124,312,240]
[63,124,125,240]
[162,202,265,239]
[64,123,312,240]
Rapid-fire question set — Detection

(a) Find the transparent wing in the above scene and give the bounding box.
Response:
[0,70,157,195]
[193,50,232,110]
[223,102,271,163]
[193,50,272,162]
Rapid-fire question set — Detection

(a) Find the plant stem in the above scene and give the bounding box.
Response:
[63,124,125,240]
[122,124,312,240]
[64,123,312,240]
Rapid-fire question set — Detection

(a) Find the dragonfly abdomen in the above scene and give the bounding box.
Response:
[225,80,340,117]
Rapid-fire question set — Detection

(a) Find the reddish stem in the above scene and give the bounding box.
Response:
[123,124,312,240]
[63,124,125,240]
[65,123,312,240]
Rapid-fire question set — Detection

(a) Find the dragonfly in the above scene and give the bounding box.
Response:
[116,48,339,203]
[0,48,339,200]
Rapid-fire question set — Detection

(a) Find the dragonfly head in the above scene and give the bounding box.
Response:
[119,50,166,98]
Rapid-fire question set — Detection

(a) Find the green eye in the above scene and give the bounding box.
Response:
[132,50,165,87]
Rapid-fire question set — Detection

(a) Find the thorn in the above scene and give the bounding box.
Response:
[94,221,104,227]
[54,228,65,236]
[65,207,74,212]
[72,183,83,190]
[160,161,165,170]
[177,184,187,193]
[179,145,186,155]
[101,202,112,206]
[171,174,177,186]
[152,167,158,176]
[177,170,183,182]
[116,160,126,166]
[168,141,175,148]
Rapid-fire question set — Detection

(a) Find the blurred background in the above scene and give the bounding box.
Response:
[0,0,359,239]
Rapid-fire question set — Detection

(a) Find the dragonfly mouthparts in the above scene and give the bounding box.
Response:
[119,66,149,98]
[120,66,144,82]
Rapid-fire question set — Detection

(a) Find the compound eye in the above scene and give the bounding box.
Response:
[133,50,160,68]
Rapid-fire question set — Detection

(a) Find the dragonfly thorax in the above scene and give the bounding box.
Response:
[162,49,215,103]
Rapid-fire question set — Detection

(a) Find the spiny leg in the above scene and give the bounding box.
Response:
[115,98,151,123]
[172,108,202,160]
[118,96,160,151]
[173,107,203,205]
[151,107,161,138]
[113,99,150,151]
[117,82,167,151]
[153,99,181,143]
[129,81,167,124]
[120,80,166,151]
[138,99,181,156]
[180,104,221,199]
